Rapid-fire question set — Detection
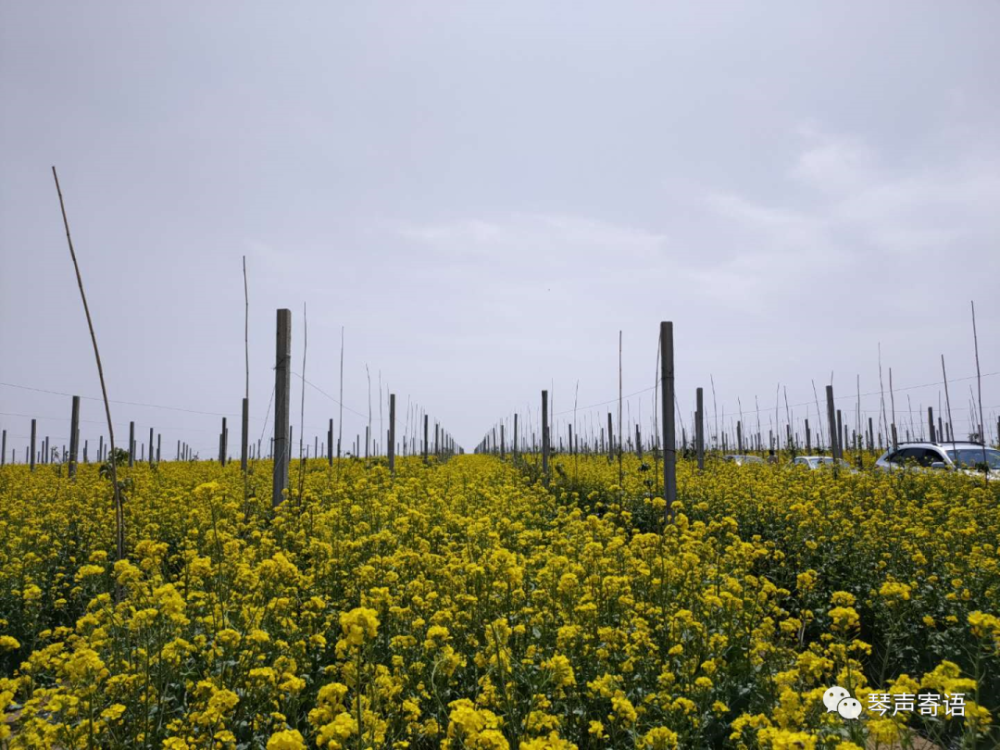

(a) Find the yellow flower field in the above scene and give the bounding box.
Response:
[0,454,997,749]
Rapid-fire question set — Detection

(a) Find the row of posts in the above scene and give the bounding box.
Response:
[474,322,677,517]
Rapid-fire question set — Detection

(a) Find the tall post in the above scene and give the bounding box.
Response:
[327,419,334,466]
[1,429,5,466]
[928,407,936,443]
[660,322,676,518]
[273,308,292,507]
[696,390,705,470]
[826,386,840,461]
[500,423,505,459]
[805,419,811,454]
[423,414,429,464]
[157,433,161,463]
[69,395,80,478]
[737,420,744,454]
[513,413,519,456]
[219,417,227,466]
[388,393,396,474]
[149,427,154,466]
[435,423,440,459]
[542,390,550,484]
[606,412,614,461]
[128,421,135,467]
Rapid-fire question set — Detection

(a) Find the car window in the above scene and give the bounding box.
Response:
[895,448,927,466]
[918,449,946,467]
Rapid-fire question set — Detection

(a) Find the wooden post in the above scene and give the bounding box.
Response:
[128,421,135,467]
[500,423,505,459]
[635,424,642,459]
[696,389,705,470]
[514,414,519,456]
[68,395,80,478]
[804,419,810,454]
[660,322,676,518]
[156,433,161,463]
[435,423,440,459]
[273,308,292,507]
[868,417,874,452]
[542,390,550,484]
[423,414,429,463]
[928,407,936,443]
[836,410,843,458]
[1,429,6,466]
[737,420,744,454]
[149,427,154,466]
[826,386,839,461]
[99,435,103,463]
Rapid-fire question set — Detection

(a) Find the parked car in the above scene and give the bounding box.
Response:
[874,441,1000,477]
[722,454,764,466]
[792,455,852,470]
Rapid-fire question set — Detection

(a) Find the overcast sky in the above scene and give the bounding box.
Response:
[2,2,998,459]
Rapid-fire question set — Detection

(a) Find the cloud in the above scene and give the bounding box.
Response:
[399,213,668,266]
[788,129,876,195]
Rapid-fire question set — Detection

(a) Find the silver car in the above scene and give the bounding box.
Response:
[875,441,1000,477]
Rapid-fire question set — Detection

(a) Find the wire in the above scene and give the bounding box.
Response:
[550,371,999,418]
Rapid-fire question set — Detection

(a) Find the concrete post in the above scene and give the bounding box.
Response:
[388,393,396,474]
[696,389,704,470]
[273,308,292,506]
[69,395,80,478]
[660,322,676,518]
[826,386,839,461]
[542,390,549,484]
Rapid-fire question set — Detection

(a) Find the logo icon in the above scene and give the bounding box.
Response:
[823,686,861,720]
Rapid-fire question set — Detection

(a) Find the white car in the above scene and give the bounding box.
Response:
[875,441,1000,477]
[722,454,764,466]
[793,455,852,470]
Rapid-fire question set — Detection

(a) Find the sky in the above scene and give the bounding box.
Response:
[1,1,998,460]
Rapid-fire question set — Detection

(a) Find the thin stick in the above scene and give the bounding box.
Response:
[941,355,957,460]
[337,326,344,477]
[878,344,889,449]
[53,167,124,561]
[574,379,579,480]
[366,364,372,462]
[618,331,623,488]
[711,374,719,451]
[811,380,824,449]
[244,256,249,414]
[971,301,989,480]
[889,366,897,449]
[297,303,308,502]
